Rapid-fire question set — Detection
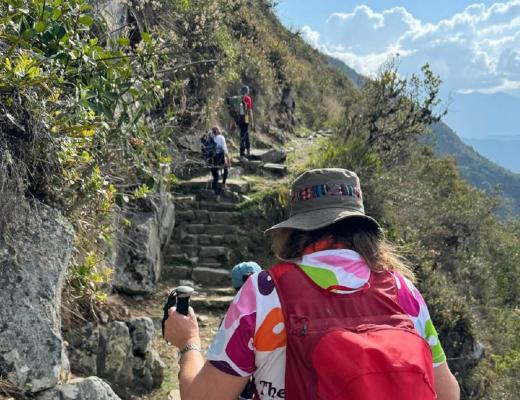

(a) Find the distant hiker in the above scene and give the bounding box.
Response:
[164,168,460,400]
[209,126,230,195]
[239,85,254,158]
[226,85,254,158]
[231,261,262,292]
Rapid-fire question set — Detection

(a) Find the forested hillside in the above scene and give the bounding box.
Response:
[1,1,519,399]
[433,122,520,215]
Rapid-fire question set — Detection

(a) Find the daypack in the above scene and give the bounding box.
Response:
[200,132,217,165]
[226,95,247,120]
[268,262,436,400]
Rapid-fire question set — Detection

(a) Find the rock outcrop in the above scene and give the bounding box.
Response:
[37,376,121,400]
[113,193,175,294]
[0,204,74,393]
[65,317,164,399]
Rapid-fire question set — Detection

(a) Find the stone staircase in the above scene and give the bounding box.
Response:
[163,146,290,287]
[163,178,251,286]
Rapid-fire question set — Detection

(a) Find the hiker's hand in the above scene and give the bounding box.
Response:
[164,306,200,348]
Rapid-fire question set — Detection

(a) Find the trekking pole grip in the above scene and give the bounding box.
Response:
[162,285,195,339]
[176,286,194,316]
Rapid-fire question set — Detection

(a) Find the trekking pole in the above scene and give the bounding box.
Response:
[162,285,195,339]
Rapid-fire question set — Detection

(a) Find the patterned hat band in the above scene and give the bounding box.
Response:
[292,183,362,202]
[264,169,380,235]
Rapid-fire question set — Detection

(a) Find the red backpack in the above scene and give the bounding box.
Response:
[268,262,436,400]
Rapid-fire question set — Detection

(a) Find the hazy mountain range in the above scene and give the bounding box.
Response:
[445,92,520,173]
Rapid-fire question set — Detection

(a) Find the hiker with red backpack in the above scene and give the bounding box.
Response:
[226,85,254,158]
[164,168,460,400]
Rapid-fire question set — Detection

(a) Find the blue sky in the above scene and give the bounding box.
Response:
[277,0,499,30]
[275,1,520,97]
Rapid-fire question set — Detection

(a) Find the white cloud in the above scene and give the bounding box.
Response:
[300,1,520,94]
[301,25,321,49]
[459,79,520,94]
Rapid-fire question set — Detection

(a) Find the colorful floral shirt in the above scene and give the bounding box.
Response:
[207,249,446,399]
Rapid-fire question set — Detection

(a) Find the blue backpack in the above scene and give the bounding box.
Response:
[200,132,217,164]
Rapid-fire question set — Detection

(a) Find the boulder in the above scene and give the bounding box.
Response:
[113,194,175,295]
[248,148,287,164]
[0,204,74,393]
[37,376,121,400]
[65,324,100,376]
[127,317,155,356]
[65,318,165,399]
[97,322,134,395]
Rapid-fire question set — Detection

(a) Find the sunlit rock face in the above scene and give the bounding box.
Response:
[0,205,74,393]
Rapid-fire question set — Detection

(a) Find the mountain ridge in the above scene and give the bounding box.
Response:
[326,55,520,215]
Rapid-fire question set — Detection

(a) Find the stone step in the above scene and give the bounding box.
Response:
[198,201,237,212]
[174,195,198,210]
[161,264,192,280]
[232,157,263,173]
[192,267,230,286]
[199,246,231,259]
[165,245,197,258]
[197,188,245,203]
[197,262,225,270]
[208,211,239,225]
[176,210,211,224]
[166,245,231,261]
[163,254,198,266]
[200,234,239,246]
[176,210,240,225]
[180,234,238,247]
[184,224,205,234]
[263,163,288,176]
[177,177,250,194]
[199,257,227,265]
[191,294,234,311]
[178,223,241,236]
[248,148,286,164]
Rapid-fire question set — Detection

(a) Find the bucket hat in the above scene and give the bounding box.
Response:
[265,168,380,234]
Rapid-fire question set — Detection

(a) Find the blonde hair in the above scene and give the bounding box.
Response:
[271,217,415,281]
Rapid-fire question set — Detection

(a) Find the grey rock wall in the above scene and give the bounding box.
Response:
[0,205,74,393]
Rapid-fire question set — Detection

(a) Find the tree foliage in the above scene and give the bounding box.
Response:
[308,62,520,399]
[0,0,170,304]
